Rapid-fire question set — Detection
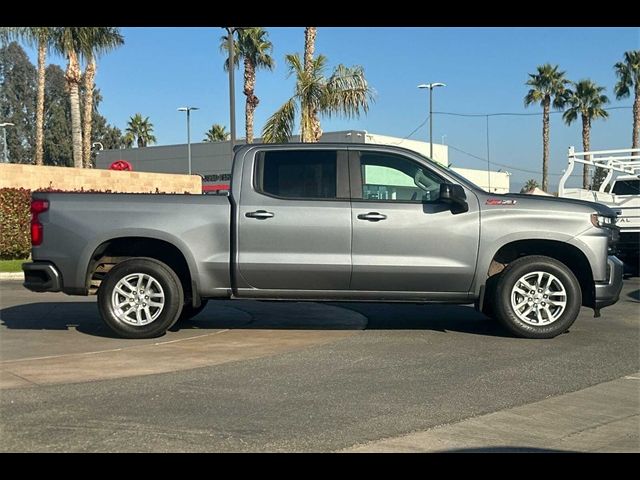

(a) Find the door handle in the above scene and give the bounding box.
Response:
[357,212,387,222]
[246,210,274,219]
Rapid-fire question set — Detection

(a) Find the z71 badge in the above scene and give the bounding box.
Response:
[485,199,517,206]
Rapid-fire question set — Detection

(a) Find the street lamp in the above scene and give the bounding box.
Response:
[177,107,199,175]
[224,27,243,153]
[0,122,15,163]
[417,83,446,159]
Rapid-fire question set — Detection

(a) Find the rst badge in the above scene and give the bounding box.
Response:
[486,199,517,206]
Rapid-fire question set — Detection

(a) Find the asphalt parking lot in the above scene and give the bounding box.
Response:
[0,278,638,452]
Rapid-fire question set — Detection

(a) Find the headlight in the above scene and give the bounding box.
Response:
[591,213,615,228]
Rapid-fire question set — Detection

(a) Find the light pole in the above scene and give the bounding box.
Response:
[177,107,199,175]
[0,122,15,163]
[417,83,446,159]
[224,27,241,154]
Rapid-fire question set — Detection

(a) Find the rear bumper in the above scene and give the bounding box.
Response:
[594,256,624,309]
[22,262,62,292]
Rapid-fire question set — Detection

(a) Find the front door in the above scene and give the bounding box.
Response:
[236,148,352,293]
[349,149,480,293]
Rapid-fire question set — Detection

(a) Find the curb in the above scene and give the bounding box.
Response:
[0,273,23,280]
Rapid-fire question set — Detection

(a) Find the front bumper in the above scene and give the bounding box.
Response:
[594,256,624,309]
[22,262,62,292]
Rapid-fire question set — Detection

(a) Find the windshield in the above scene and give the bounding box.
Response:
[612,179,640,195]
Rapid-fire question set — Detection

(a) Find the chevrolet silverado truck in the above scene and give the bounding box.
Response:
[23,143,623,339]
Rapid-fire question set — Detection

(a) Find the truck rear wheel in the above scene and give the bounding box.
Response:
[492,255,582,339]
[97,257,184,339]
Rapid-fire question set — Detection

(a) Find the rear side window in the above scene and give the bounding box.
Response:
[612,179,640,195]
[257,150,337,199]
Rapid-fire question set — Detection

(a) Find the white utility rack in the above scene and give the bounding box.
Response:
[559,146,640,197]
[558,146,639,262]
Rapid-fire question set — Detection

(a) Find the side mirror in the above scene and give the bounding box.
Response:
[440,183,468,213]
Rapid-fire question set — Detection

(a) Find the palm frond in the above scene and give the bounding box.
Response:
[524,89,544,107]
[220,33,241,72]
[262,98,297,143]
[322,64,375,119]
[563,79,610,125]
[524,63,568,109]
[285,53,304,78]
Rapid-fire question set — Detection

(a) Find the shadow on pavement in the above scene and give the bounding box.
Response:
[627,289,639,302]
[0,299,513,338]
[437,446,578,453]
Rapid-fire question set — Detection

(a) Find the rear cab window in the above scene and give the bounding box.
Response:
[255,150,348,200]
[612,179,640,196]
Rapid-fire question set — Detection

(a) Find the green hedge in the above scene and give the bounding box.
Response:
[0,188,32,260]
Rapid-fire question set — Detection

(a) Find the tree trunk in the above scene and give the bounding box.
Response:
[311,107,322,142]
[82,57,96,168]
[542,97,550,192]
[34,41,46,166]
[582,114,591,189]
[65,50,83,169]
[244,58,258,144]
[303,27,321,143]
[304,27,316,72]
[633,85,639,149]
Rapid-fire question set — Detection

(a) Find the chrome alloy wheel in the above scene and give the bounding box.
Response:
[111,273,165,326]
[510,271,567,326]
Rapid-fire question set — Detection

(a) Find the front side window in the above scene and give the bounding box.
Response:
[257,150,337,199]
[359,152,444,202]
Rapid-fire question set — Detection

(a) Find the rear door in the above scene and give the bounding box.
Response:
[235,147,352,294]
[348,148,480,293]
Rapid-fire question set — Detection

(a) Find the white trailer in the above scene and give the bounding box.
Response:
[558,146,639,269]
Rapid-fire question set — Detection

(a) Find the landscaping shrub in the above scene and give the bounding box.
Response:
[0,188,32,260]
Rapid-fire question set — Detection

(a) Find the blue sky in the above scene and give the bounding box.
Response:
[23,27,640,191]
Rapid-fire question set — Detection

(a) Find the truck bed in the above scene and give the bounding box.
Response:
[30,192,232,297]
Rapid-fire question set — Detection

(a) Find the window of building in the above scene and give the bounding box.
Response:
[257,150,337,199]
[358,152,444,202]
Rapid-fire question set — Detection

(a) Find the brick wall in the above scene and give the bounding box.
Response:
[0,164,202,193]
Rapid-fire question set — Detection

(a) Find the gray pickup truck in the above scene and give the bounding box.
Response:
[23,143,623,339]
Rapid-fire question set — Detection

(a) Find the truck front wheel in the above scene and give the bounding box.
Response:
[492,255,582,339]
[97,257,184,339]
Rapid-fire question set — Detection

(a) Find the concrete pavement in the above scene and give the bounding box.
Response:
[343,374,640,452]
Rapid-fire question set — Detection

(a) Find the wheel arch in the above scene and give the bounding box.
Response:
[83,233,200,306]
[479,239,595,314]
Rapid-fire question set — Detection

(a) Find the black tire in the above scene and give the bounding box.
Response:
[492,255,582,339]
[97,257,184,339]
[178,299,209,322]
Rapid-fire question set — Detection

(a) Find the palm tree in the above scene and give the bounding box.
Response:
[521,179,540,193]
[2,27,56,165]
[562,80,609,188]
[524,64,570,192]
[262,54,373,143]
[303,27,321,139]
[221,28,274,144]
[53,28,93,168]
[125,113,156,148]
[81,28,123,168]
[614,50,640,148]
[203,124,229,142]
